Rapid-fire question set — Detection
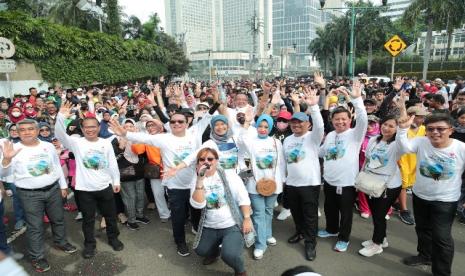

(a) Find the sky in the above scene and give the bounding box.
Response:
[119,0,165,28]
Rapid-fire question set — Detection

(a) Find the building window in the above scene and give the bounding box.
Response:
[454,33,465,43]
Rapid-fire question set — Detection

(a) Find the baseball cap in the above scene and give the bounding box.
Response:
[291,112,309,122]
[277,111,292,120]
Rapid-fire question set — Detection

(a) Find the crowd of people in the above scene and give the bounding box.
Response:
[0,73,464,276]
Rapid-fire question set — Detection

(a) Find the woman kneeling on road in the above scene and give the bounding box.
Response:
[191,148,252,276]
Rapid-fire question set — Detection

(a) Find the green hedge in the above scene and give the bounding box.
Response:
[0,12,188,86]
[393,70,465,80]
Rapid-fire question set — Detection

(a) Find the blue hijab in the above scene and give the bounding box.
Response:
[255,114,273,139]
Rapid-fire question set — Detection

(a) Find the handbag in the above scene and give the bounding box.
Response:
[355,142,395,198]
[255,138,278,197]
[144,163,161,179]
[355,170,388,198]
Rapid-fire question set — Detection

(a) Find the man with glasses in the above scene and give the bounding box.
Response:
[397,113,465,276]
[0,119,77,273]
[55,102,123,259]
[109,112,202,257]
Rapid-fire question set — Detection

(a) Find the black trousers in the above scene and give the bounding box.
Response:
[167,188,194,245]
[286,185,320,246]
[413,194,457,276]
[367,187,401,244]
[77,185,120,249]
[323,182,356,242]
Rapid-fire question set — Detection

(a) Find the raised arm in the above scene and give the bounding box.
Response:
[303,86,324,145]
[55,102,76,151]
[350,80,368,144]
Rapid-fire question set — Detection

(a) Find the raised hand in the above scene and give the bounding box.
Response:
[303,86,319,106]
[398,114,415,129]
[1,140,21,161]
[108,118,127,137]
[59,101,73,118]
[350,79,363,99]
[290,91,300,103]
[314,71,326,88]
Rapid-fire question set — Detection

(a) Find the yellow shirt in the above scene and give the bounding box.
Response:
[398,125,426,188]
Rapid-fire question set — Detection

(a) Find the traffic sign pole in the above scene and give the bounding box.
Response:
[391,57,395,81]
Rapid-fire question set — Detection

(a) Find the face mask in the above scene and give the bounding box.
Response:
[151,110,156,116]
[329,106,336,112]
[11,111,21,117]
[276,122,288,130]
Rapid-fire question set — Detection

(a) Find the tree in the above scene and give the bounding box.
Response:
[140,13,160,42]
[48,0,83,27]
[308,27,333,75]
[403,0,465,80]
[105,0,121,36]
[122,15,142,39]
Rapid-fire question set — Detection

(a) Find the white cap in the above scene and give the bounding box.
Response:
[76,88,83,92]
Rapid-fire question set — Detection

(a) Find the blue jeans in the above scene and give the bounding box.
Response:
[0,200,11,254]
[195,225,245,273]
[250,193,277,251]
[5,183,25,228]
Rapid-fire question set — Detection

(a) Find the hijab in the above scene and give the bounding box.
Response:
[255,114,273,139]
[209,115,232,143]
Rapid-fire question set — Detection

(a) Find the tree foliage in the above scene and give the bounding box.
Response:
[0,11,189,86]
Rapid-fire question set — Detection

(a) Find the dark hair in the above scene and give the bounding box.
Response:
[172,112,188,121]
[424,113,453,127]
[376,115,398,144]
[80,117,100,127]
[29,87,36,92]
[281,265,315,276]
[457,91,465,98]
[431,94,445,105]
[457,107,465,118]
[330,106,351,119]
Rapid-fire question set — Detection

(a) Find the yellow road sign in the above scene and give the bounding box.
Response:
[384,35,407,57]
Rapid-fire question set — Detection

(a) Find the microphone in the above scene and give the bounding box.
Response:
[199,164,211,177]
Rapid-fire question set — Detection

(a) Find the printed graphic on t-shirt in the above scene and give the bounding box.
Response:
[286,143,306,164]
[27,153,52,176]
[256,154,275,169]
[325,139,346,161]
[205,183,226,209]
[419,153,456,181]
[366,144,388,169]
[218,143,238,169]
[83,149,108,170]
[173,144,193,166]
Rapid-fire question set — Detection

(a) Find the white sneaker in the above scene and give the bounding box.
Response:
[274,201,279,208]
[277,208,291,220]
[75,212,83,221]
[266,237,277,246]
[360,212,370,219]
[318,208,321,217]
[359,243,383,257]
[253,249,264,260]
[361,238,388,248]
[385,214,390,220]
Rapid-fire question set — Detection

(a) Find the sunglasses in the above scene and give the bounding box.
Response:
[426,127,450,133]
[199,157,215,162]
[169,120,186,125]
[40,128,50,132]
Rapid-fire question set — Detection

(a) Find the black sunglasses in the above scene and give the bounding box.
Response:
[169,120,186,125]
[199,157,215,162]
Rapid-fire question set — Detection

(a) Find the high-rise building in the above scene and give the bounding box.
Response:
[272,0,339,71]
[164,0,216,56]
[381,0,412,21]
[222,0,272,60]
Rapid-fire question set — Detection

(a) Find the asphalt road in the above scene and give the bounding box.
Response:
[4,192,465,276]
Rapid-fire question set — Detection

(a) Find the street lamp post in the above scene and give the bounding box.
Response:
[208,50,212,82]
[319,0,388,78]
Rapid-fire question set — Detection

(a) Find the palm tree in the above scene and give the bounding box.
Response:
[48,0,83,26]
[122,15,142,39]
[308,27,333,75]
[403,0,465,80]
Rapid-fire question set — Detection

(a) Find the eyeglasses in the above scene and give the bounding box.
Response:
[169,120,186,125]
[82,125,98,130]
[39,128,50,132]
[199,157,215,162]
[426,127,451,133]
[277,119,289,123]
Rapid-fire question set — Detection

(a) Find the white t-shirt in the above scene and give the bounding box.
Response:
[237,132,286,194]
[0,140,67,190]
[363,136,403,189]
[126,131,200,190]
[190,170,250,229]
[55,113,120,191]
[319,97,368,187]
[283,105,325,187]
[397,128,465,201]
